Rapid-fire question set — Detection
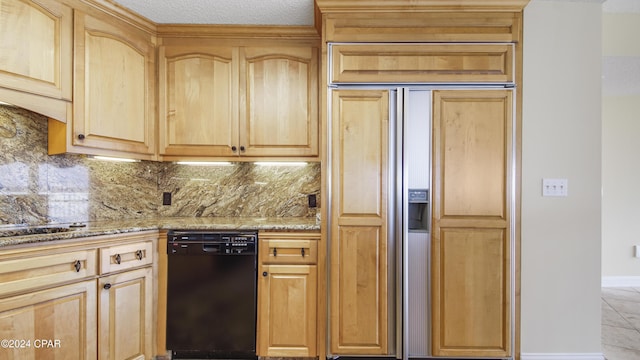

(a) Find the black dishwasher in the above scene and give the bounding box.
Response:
[166,230,258,359]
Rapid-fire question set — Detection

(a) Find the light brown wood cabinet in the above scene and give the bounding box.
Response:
[431,90,513,357]
[98,267,152,360]
[257,232,319,357]
[159,44,318,161]
[0,0,73,121]
[329,89,389,355]
[0,232,156,360]
[318,2,526,358]
[48,10,157,160]
[97,238,153,360]
[330,43,513,84]
[0,280,97,360]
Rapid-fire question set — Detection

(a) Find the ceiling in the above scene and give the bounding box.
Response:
[110,0,640,26]
[111,0,315,25]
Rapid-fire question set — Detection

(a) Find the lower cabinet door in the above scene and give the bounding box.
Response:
[258,264,317,357]
[0,280,97,360]
[98,267,152,360]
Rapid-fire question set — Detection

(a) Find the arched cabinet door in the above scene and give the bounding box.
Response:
[158,46,238,158]
[240,46,319,158]
[62,10,156,159]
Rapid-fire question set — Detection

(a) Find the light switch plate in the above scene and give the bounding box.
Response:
[542,178,568,197]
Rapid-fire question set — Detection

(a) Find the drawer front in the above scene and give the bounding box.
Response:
[100,241,153,274]
[0,249,97,296]
[260,239,318,265]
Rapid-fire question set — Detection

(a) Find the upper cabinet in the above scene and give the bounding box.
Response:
[0,0,72,121]
[158,45,238,158]
[48,10,157,160]
[158,30,319,161]
[240,46,318,158]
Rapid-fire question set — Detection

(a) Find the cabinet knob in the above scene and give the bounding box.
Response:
[262,271,268,277]
[136,250,143,260]
[231,146,237,152]
[77,134,85,140]
[273,248,277,257]
[301,248,305,257]
[114,254,121,265]
[103,283,112,290]
[240,146,245,152]
[74,260,81,272]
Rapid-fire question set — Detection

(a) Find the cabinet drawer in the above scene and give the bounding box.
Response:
[100,241,153,274]
[260,239,317,265]
[0,249,97,296]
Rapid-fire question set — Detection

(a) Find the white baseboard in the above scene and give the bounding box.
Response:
[602,276,640,287]
[521,353,605,360]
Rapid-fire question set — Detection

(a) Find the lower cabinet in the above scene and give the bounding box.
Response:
[98,267,152,360]
[0,280,97,360]
[257,232,319,357]
[0,231,156,360]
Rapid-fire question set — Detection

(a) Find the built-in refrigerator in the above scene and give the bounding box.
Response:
[328,85,515,359]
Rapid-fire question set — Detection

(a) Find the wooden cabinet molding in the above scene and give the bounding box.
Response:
[316,1,529,44]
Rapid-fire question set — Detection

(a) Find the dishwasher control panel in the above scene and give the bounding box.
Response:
[167,230,257,255]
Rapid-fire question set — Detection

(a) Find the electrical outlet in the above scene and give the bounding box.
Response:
[542,178,568,197]
[308,194,317,208]
[162,192,172,205]
[635,245,640,258]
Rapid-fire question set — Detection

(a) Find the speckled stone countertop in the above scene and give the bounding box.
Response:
[0,217,320,247]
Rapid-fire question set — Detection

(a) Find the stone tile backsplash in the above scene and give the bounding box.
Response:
[0,105,320,226]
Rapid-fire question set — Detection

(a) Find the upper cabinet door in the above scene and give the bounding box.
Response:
[0,0,72,100]
[158,46,239,158]
[240,46,319,157]
[72,11,156,157]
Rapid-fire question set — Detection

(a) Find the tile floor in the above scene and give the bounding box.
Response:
[602,287,640,359]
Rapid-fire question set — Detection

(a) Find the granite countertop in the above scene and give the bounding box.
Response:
[0,217,320,247]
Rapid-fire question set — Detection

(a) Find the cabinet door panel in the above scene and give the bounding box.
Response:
[0,280,97,360]
[98,267,152,360]
[241,46,318,157]
[0,0,72,100]
[432,90,513,357]
[258,264,317,357]
[73,11,155,156]
[159,46,238,157]
[330,89,388,355]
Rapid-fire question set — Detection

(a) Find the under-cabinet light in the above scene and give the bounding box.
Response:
[176,161,233,166]
[254,162,307,167]
[92,156,139,163]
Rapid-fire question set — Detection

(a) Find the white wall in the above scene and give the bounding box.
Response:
[521,0,603,356]
[601,1,640,281]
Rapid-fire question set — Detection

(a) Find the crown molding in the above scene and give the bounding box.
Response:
[157,24,320,40]
[315,0,530,12]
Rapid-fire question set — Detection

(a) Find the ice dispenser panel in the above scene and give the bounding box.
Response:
[408,189,429,232]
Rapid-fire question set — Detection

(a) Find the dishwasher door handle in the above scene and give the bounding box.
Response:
[202,243,222,253]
